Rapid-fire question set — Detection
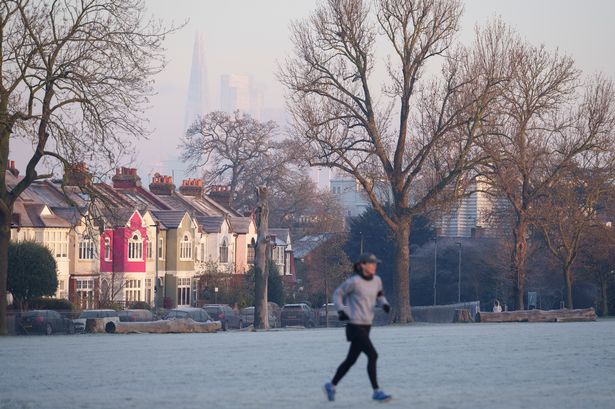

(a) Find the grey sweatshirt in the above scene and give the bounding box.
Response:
[333,274,389,325]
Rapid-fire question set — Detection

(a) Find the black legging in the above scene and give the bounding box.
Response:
[332,324,379,389]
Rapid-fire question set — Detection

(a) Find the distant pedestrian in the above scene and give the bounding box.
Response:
[493,300,502,313]
[324,253,392,403]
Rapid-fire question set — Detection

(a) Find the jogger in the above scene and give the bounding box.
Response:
[324,253,392,403]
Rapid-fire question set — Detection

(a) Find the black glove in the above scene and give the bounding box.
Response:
[338,310,350,321]
[382,304,391,314]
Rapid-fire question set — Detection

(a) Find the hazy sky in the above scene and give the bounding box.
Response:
[11,0,615,181]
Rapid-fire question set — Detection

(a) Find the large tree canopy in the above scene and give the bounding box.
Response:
[8,241,57,310]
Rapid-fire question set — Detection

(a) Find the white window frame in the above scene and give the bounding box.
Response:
[125,279,142,302]
[219,237,229,264]
[158,237,165,260]
[179,233,193,261]
[78,235,95,260]
[128,231,143,261]
[44,229,68,259]
[146,237,153,260]
[177,277,191,306]
[104,237,111,261]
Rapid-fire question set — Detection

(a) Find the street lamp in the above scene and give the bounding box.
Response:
[456,242,462,303]
[149,222,160,312]
[433,237,438,306]
[214,287,219,304]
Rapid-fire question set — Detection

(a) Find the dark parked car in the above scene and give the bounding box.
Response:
[118,309,155,322]
[203,304,242,330]
[19,310,75,335]
[166,307,212,323]
[281,303,316,328]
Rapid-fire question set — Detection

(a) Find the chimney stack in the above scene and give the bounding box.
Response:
[149,173,175,196]
[208,185,232,207]
[112,167,142,189]
[65,162,92,187]
[6,160,19,177]
[179,178,204,197]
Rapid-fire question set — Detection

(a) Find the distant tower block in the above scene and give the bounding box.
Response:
[184,32,209,130]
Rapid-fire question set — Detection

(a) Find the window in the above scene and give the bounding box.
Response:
[180,234,193,260]
[247,238,255,264]
[76,279,94,309]
[177,277,191,306]
[128,232,143,261]
[78,236,95,260]
[58,280,67,299]
[158,237,164,260]
[274,246,285,267]
[199,242,206,261]
[44,230,68,259]
[145,279,153,304]
[104,237,111,261]
[146,237,153,260]
[219,237,229,263]
[125,279,142,302]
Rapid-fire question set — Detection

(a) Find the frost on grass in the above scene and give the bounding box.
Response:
[0,321,614,409]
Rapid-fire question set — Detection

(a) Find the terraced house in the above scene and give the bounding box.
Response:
[7,162,291,309]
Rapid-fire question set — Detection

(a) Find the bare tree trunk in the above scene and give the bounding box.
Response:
[393,216,412,323]
[563,264,574,309]
[0,212,10,335]
[253,186,269,329]
[511,217,528,310]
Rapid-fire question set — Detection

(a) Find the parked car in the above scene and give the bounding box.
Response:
[240,304,280,328]
[203,304,242,330]
[118,309,155,322]
[318,303,347,327]
[73,309,119,333]
[281,303,316,328]
[19,310,75,335]
[166,307,212,323]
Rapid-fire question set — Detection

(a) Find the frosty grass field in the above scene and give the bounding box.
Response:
[1,320,614,409]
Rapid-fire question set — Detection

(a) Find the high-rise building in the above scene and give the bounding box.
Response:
[220,74,264,119]
[184,32,209,131]
[221,74,251,114]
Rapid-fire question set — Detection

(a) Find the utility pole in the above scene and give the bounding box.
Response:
[457,242,462,303]
[433,237,438,306]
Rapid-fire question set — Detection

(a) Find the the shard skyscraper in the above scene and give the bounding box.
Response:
[184,32,209,131]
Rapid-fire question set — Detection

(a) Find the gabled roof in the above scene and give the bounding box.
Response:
[12,202,72,228]
[151,210,190,229]
[228,217,252,234]
[98,207,141,228]
[195,215,226,233]
[269,228,291,247]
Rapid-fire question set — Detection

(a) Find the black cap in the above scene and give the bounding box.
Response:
[357,252,381,264]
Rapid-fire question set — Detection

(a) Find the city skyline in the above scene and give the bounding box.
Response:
[8,0,615,184]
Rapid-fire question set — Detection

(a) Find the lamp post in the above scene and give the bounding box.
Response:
[433,237,438,306]
[214,287,219,304]
[456,242,462,303]
[150,222,160,313]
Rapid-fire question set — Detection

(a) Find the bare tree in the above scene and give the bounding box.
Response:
[0,0,176,335]
[479,32,614,308]
[280,0,501,321]
[535,168,614,309]
[181,111,278,208]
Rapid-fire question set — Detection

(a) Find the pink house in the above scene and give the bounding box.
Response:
[100,210,147,273]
